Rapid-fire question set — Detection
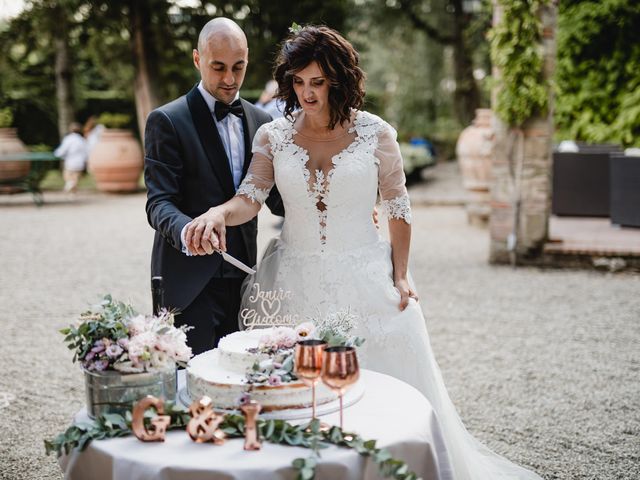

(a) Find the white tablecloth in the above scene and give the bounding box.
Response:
[60,370,453,480]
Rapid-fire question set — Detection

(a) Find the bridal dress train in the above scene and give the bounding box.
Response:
[234,110,542,480]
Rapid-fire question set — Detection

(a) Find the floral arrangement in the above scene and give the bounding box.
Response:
[244,310,364,388]
[61,295,192,373]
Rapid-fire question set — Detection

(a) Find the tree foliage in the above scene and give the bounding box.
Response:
[555,0,640,146]
[0,0,350,147]
[364,0,492,127]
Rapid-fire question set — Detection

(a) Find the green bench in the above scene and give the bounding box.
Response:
[0,152,60,206]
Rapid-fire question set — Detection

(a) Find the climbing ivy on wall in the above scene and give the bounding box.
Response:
[488,0,550,128]
[555,0,640,147]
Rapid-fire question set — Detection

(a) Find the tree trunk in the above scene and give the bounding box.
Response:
[450,0,480,126]
[54,6,75,140]
[398,0,481,127]
[129,0,161,140]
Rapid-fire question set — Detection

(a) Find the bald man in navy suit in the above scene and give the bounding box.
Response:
[144,18,283,355]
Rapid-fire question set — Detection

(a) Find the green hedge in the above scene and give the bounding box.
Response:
[555,0,640,146]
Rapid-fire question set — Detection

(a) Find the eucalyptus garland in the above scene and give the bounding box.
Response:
[45,404,420,480]
[488,0,551,127]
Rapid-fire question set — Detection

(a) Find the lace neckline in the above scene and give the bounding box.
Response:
[284,111,369,247]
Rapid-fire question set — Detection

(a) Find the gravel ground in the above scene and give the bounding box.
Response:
[0,190,638,480]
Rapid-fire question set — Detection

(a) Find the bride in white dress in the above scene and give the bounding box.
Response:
[185,25,542,480]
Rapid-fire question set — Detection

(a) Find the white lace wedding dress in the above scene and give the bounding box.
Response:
[235,110,542,480]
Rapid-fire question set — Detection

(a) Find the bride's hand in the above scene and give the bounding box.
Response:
[185,207,227,255]
[395,277,418,311]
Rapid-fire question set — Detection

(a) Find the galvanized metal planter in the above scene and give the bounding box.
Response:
[83,367,177,418]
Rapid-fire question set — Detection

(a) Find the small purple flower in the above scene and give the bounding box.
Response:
[117,338,129,349]
[91,340,106,354]
[238,393,251,405]
[84,350,96,362]
[268,374,282,386]
[93,359,109,371]
[105,344,123,359]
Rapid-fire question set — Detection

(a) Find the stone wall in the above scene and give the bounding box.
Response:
[489,2,557,265]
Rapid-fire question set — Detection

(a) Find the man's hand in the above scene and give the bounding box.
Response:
[394,277,419,311]
[185,206,227,255]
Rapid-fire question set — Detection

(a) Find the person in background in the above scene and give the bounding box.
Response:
[54,122,88,194]
[254,79,285,119]
[83,115,105,156]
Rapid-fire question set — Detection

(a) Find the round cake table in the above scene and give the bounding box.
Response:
[59,370,454,480]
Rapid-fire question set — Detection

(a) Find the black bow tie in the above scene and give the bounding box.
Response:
[214,99,244,121]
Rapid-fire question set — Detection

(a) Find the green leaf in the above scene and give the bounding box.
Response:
[307,418,320,435]
[363,439,377,450]
[292,458,306,469]
[102,413,126,426]
[329,427,343,443]
[265,420,276,439]
[374,448,393,463]
[300,467,315,480]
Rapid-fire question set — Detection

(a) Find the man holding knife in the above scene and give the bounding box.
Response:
[144,18,283,355]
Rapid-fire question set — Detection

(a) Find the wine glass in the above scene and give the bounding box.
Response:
[294,339,327,420]
[321,346,360,430]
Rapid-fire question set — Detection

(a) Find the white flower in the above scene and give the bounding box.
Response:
[172,343,192,362]
[295,322,316,341]
[126,314,150,336]
[113,360,144,373]
[149,350,171,370]
[127,331,156,361]
[258,359,273,371]
[316,310,358,337]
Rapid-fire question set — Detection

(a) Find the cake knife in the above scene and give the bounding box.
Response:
[215,248,256,275]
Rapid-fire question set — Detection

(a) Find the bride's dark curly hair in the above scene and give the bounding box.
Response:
[273,25,366,130]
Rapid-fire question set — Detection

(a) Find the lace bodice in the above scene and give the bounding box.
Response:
[237,110,411,253]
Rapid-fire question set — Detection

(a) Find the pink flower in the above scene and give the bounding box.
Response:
[117,338,129,349]
[105,344,123,359]
[92,359,109,371]
[274,327,297,349]
[238,393,251,405]
[268,374,282,386]
[91,340,106,354]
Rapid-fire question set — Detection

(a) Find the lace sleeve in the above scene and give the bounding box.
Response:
[375,122,412,224]
[236,124,275,204]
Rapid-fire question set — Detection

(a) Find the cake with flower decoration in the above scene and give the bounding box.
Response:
[186,312,364,412]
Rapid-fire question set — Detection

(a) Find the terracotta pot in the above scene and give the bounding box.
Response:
[0,128,30,186]
[456,109,494,225]
[88,129,143,192]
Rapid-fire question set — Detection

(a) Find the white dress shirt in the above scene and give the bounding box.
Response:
[197,81,245,189]
[181,83,246,255]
